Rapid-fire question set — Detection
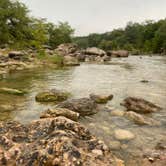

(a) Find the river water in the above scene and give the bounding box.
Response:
[0,56,166,164]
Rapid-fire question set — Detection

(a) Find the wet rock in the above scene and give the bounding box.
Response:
[63,55,80,66]
[0,87,25,96]
[90,94,113,104]
[121,97,162,114]
[124,111,160,126]
[57,98,98,116]
[40,108,79,121]
[35,89,70,102]
[114,129,135,141]
[0,117,121,166]
[107,50,129,57]
[84,47,106,56]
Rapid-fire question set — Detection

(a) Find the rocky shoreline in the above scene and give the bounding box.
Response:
[0,44,131,77]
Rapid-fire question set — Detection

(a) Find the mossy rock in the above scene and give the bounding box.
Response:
[0,87,26,96]
[90,94,113,104]
[35,89,70,102]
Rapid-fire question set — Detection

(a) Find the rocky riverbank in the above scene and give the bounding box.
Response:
[0,44,130,76]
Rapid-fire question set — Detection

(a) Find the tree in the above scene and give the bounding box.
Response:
[48,22,74,48]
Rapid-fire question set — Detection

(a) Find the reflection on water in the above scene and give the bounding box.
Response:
[0,56,166,164]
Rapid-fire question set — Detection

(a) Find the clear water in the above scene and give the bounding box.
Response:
[0,56,166,164]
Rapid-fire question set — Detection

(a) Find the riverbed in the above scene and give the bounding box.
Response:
[0,55,166,165]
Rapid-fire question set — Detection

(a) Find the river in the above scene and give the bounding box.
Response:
[0,55,166,164]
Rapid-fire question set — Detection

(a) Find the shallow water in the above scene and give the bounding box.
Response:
[0,56,166,164]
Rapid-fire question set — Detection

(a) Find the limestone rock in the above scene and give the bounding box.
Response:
[0,117,121,166]
[40,108,79,121]
[85,47,106,56]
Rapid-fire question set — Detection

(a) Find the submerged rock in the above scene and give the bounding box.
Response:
[0,117,121,166]
[121,97,162,114]
[124,111,160,126]
[0,87,25,95]
[114,129,135,141]
[35,89,70,102]
[110,110,125,117]
[40,108,79,121]
[57,98,98,116]
[90,94,113,104]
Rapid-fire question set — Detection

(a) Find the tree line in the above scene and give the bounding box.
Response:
[74,19,166,54]
[0,0,74,49]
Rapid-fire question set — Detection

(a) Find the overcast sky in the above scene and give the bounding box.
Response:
[20,0,166,36]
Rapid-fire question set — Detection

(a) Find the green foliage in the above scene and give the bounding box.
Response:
[47,22,74,48]
[0,0,74,49]
[36,50,63,66]
[73,19,166,54]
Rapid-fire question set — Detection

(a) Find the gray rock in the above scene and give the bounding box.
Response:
[57,98,98,116]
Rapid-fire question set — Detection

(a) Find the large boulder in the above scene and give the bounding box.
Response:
[40,108,79,121]
[107,50,129,57]
[0,117,122,166]
[35,89,70,102]
[57,98,98,116]
[90,94,113,104]
[0,87,25,96]
[84,47,106,56]
[63,55,80,66]
[55,43,78,56]
[121,97,162,114]
[124,111,160,126]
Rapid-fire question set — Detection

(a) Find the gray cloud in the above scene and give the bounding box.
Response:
[21,0,166,36]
